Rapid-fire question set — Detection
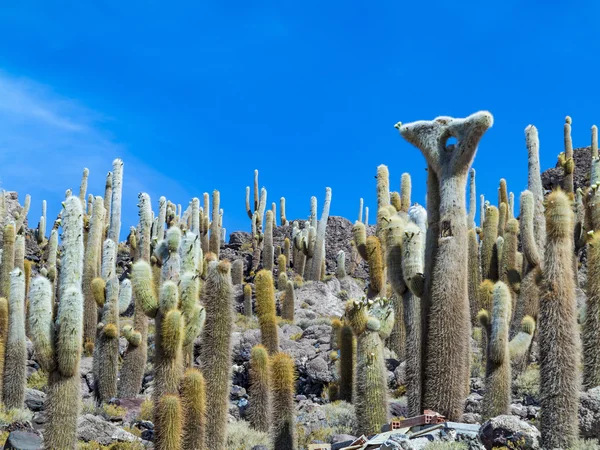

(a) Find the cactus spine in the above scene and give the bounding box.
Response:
[539,190,580,449]
[271,352,297,450]
[15,194,30,234]
[398,111,493,420]
[561,116,575,195]
[3,268,26,409]
[255,269,279,353]
[365,236,384,298]
[248,345,271,432]
[199,261,233,450]
[29,196,84,450]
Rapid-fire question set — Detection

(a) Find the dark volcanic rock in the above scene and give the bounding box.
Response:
[541,146,592,193]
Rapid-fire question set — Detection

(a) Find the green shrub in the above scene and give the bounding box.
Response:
[137,398,153,421]
[27,370,49,390]
[514,364,540,399]
[568,438,600,450]
[0,406,34,426]
[101,404,127,419]
[423,443,469,450]
[225,420,270,450]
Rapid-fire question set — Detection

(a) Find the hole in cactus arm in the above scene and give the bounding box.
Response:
[440,220,453,237]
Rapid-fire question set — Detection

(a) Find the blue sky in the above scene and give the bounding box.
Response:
[0,2,598,239]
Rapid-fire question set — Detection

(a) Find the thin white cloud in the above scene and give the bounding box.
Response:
[0,70,194,239]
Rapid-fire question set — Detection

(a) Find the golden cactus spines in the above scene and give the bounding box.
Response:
[271,352,297,450]
[365,236,383,298]
[156,395,182,450]
[248,345,271,433]
[254,269,279,354]
[181,368,206,450]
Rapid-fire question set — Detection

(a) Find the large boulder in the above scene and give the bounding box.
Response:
[77,414,141,445]
[579,386,600,439]
[4,431,42,450]
[479,415,540,449]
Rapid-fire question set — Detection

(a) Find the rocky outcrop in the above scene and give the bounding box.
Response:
[479,415,540,449]
[77,414,141,445]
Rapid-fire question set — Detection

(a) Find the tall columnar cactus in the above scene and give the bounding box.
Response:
[480,281,511,420]
[467,169,476,229]
[512,191,543,340]
[271,352,297,450]
[119,193,152,398]
[346,297,394,435]
[248,345,271,433]
[231,259,243,285]
[384,214,407,362]
[156,394,182,450]
[338,322,355,403]
[108,159,123,243]
[498,202,507,238]
[401,221,425,416]
[209,190,221,258]
[263,210,274,271]
[560,116,575,195]
[199,261,233,450]
[181,368,206,450]
[15,194,30,234]
[255,269,279,354]
[244,283,253,317]
[584,233,600,389]
[29,196,84,450]
[282,280,295,321]
[539,190,580,449]
[352,221,368,260]
[0,297,6,402]
[501,218,519,315]
[0,222,15,299]
[95,276,120,403]
[400,172,411,213]
[366,236,384,298]
[481,206,499,282]
[468,228,481,324]
[14,234,24,272]
[3,268,26,409]
[83,196,105,352]
[397,111,493,420]
[335,250,346,279]
[309,187,332,281]
[36,200,47,245]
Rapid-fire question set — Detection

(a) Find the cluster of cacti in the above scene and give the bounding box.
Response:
[345,296,394,435]
[5,108,600,450]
